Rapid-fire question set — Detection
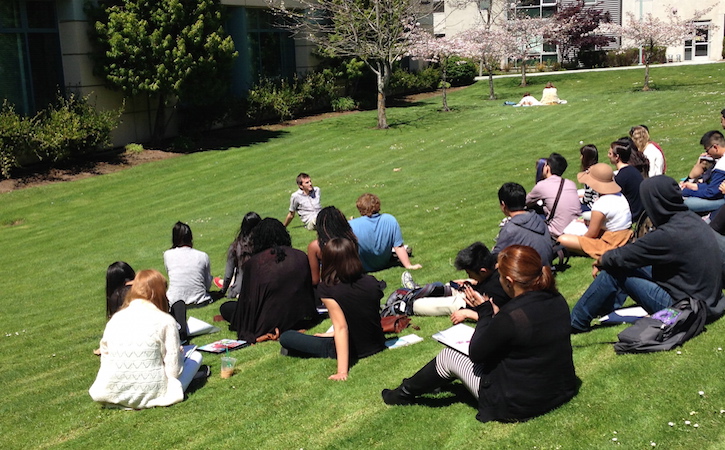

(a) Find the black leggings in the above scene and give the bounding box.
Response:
[170,301,189,344]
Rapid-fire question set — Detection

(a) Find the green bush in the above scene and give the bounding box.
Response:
[389,66,440,95]
[579,50,608,68]
[604,47,667,68]
[0,101,31,178]
[331,97,357,112]
[0,94,120,179]
[445,56,476,87]
[246,71,340,122]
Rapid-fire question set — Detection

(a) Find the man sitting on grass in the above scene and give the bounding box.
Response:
[570,176,725,333]
[525,152,581,239]
[283,172,321,230]
[494,182,554,267]
[680,131,725,214]
[349,193,421,272]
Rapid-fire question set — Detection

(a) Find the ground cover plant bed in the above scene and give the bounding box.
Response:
[3,63,725,449]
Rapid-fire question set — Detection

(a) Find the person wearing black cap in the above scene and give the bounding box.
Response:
[570,176,725,333]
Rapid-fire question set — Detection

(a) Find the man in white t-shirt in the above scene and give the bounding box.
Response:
[283,173,322,230]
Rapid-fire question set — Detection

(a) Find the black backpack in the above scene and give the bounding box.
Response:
[613,298,707,354]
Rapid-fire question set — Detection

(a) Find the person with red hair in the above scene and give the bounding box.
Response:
[89,270,206,409]
[382,245,577,423]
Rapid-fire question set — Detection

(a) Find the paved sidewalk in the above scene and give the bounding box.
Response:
[475,59,724,81]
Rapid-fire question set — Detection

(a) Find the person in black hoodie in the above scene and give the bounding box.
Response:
[382,245,577,423]
[571,175,725,332]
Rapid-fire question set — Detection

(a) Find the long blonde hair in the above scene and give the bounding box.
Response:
[123,269,170,312]
[629,125,650,153]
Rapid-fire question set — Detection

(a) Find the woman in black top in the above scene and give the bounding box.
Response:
[382,245,578,423]
[280,238,386,380]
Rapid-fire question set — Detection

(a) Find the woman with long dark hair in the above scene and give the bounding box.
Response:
[105,261,135,319]
[219,218,318,342]
[90,270,206,409]
[382,245,577,423]
[220,212,261,298]
[280,237,386,380]
[307,206,358,286]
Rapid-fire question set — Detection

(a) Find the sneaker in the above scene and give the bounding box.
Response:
[401,271,419,290]
[213,277,224,289]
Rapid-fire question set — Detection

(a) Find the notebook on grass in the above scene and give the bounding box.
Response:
[432,323,475,356]
[197,339,249,353]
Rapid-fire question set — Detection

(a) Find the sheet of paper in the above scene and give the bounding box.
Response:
[385,334,423,349]
[431,323,475,356]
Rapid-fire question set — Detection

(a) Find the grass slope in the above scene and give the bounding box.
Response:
[2,63,725,449]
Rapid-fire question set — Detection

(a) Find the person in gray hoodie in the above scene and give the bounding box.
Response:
[493,183,554,266]
[571,175,725,332]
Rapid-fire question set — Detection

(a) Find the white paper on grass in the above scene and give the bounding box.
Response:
[432,323,475,356]
[187,316,220,337]
[385,334,424,349]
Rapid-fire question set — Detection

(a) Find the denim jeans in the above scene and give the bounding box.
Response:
[683,196,725,214]
[570,267,674,331]
[279,330,336,358]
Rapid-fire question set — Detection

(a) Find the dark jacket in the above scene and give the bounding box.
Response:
[493,211,554,266]
[230,246,318,342]
[601,176,724,318]
[470,289,577,423]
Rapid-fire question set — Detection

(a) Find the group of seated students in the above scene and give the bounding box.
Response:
[89,124,725,422]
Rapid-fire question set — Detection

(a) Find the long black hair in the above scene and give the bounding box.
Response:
[251,218,291,262]
[229,212,262,262]
[171,221,193,248]
[316,206,357,249]
[106,261,135,319]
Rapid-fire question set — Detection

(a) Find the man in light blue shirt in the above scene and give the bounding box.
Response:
[349,193,421,272]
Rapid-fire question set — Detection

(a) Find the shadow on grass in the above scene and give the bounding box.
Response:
[178,127,289,152]
[414,383,479,409]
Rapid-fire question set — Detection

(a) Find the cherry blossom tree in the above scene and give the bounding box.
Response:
[408,32,476,111]
[272,0,427,129]
[504,16,556,87]
[598,7,715,90]
[549,0,613,66]
[466,28,514,100]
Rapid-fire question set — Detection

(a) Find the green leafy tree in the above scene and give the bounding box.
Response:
[275,0,428,129]
[88,0,237,141]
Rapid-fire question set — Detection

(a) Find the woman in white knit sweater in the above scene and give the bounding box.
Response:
[89,270,203,409]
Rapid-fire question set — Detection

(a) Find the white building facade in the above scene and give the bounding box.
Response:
[434,0,725,64]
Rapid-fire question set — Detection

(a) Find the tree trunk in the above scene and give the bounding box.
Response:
[643,63,651,91]
[520,61,528,87]
[375,61,389,129]
[488,73,495,100]
[441,59,449,112]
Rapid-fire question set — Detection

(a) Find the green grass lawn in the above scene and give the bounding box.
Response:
[4,63,725,449]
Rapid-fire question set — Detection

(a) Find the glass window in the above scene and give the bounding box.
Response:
[26,1,55,29]
[0,0,62,115]
[0,1,21,28]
